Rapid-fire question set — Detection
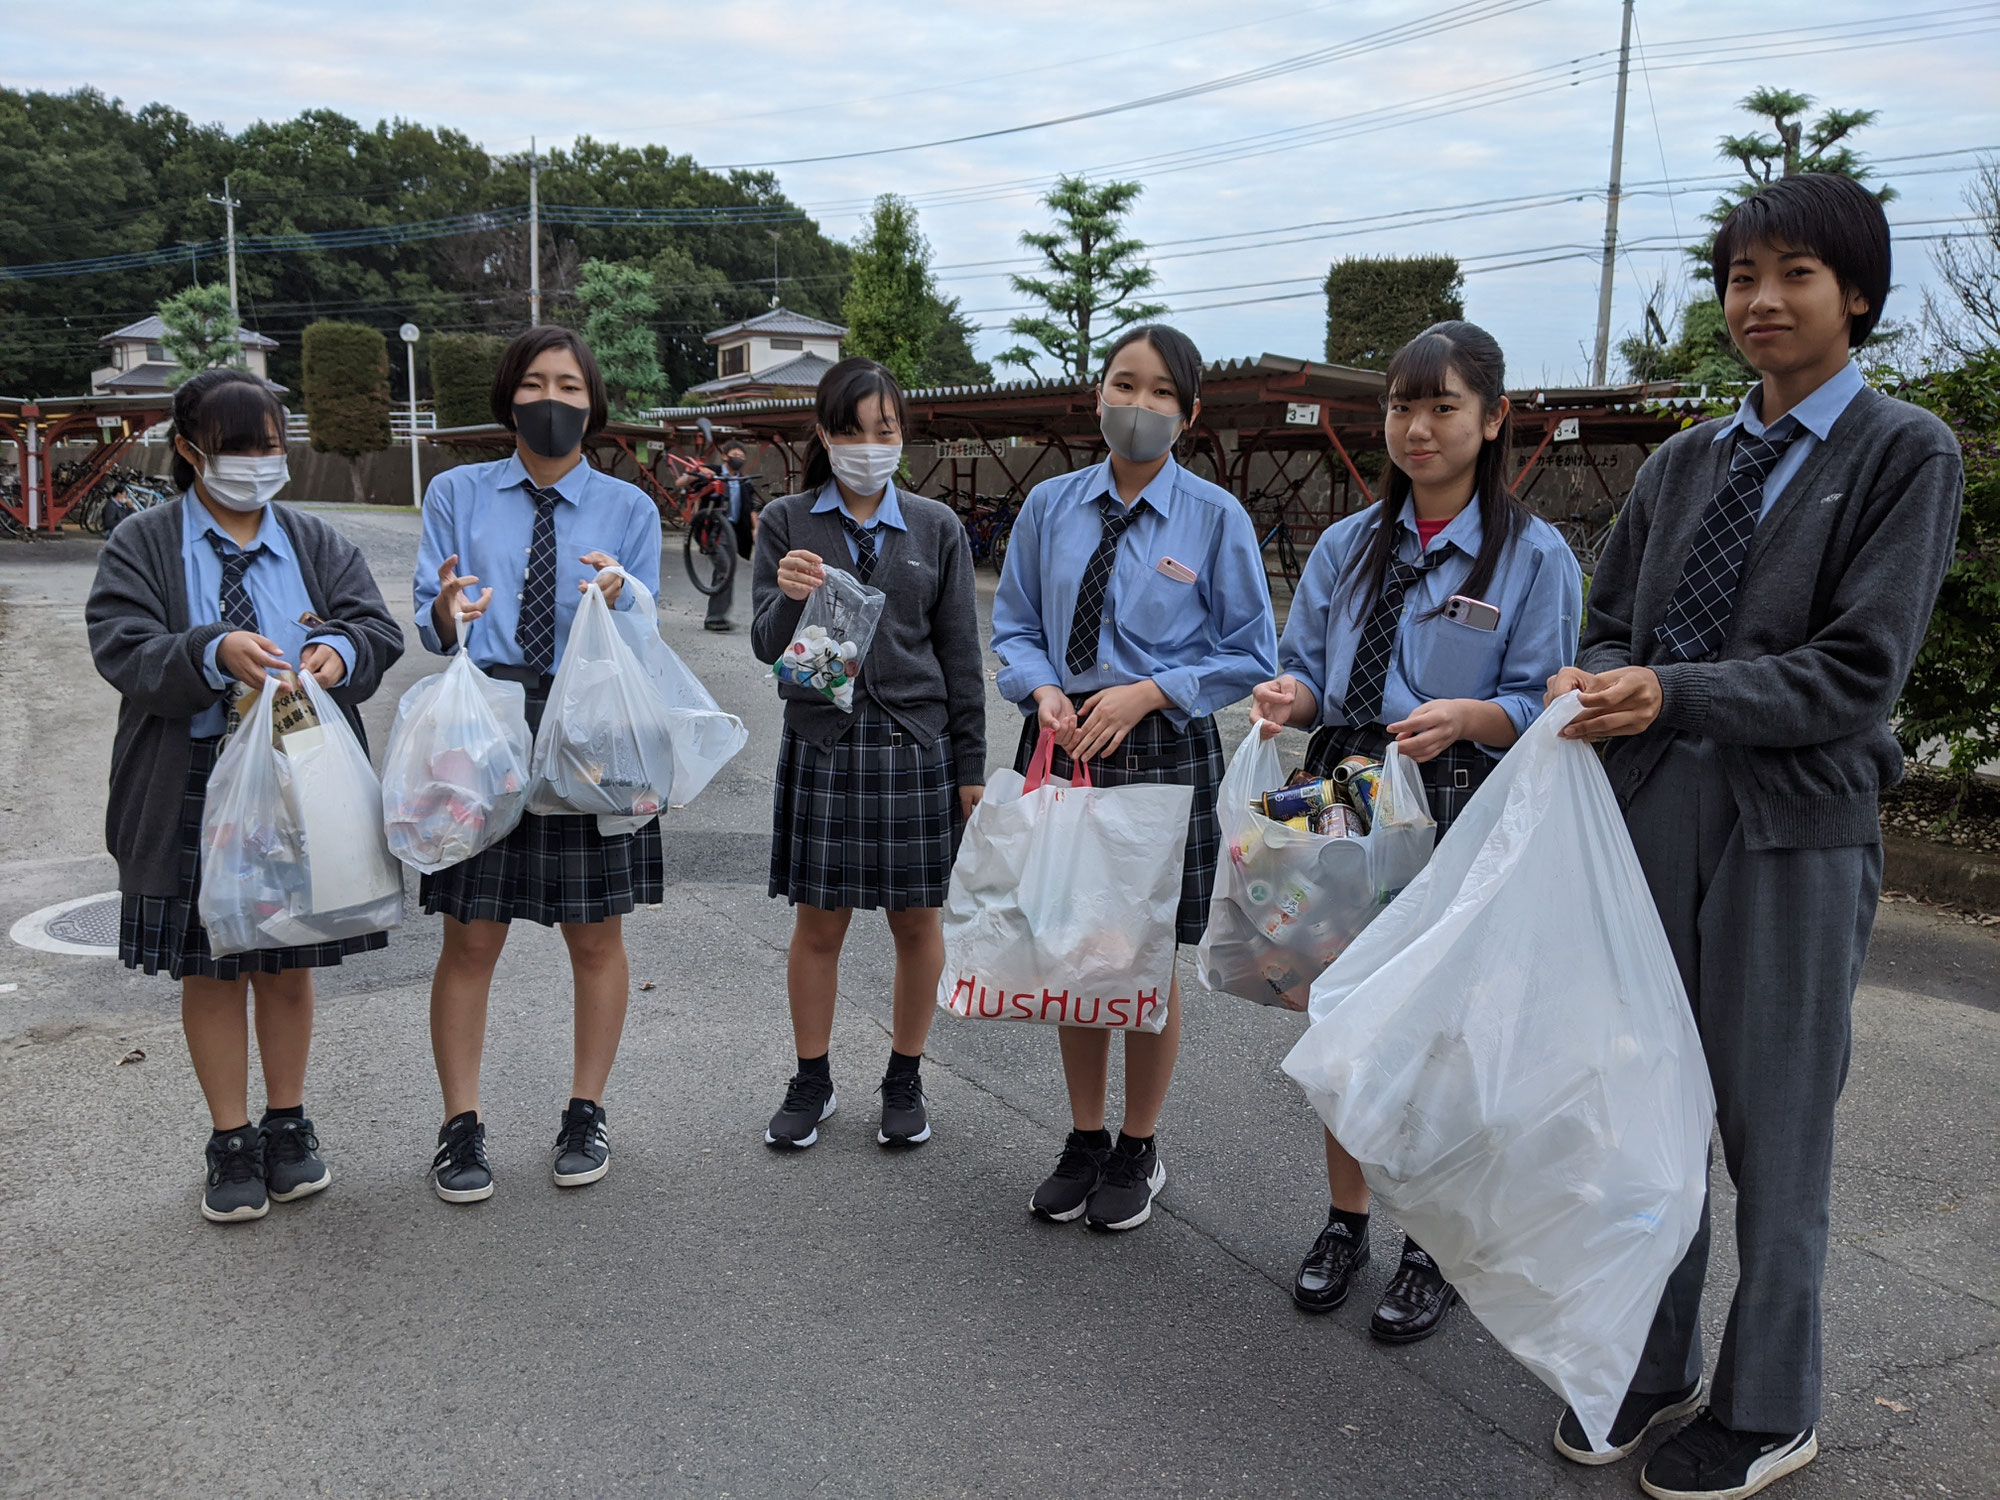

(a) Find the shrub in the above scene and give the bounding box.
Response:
[1323,256,1463,371]
[428,332,507,428]
[301,321,390,457]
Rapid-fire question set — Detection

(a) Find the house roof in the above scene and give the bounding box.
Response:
[101,313,279,349]
[686,350,840,396]
[98,362,183,391]
[703,307,847,345]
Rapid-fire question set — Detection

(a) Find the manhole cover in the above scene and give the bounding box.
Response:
[11,892,123,957]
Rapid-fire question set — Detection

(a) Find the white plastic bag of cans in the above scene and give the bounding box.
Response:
[772,566,885,713]
[1197,725,1434,1011]
[380,641,532,874]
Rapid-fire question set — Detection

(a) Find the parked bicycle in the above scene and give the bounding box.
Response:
[958,493,1016,572]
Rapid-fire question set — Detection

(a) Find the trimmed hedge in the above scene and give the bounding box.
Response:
[301,321,391,457]
[429,332,507,429]
[1324,255,1465,371]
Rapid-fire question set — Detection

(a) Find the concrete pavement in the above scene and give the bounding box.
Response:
[0,510,1993,1499]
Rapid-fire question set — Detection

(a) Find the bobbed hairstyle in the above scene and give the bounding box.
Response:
[489,326,610,435]
[803,357,909,490]
[1339,320,1528,624]
[1710,173,1891,346]
[169,368,286,492]
[1099,323,1203,420]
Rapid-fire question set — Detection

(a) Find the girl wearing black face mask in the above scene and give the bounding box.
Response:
[412,326,665,1207]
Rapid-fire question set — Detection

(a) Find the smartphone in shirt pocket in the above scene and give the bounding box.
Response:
[1408,597,1507,701]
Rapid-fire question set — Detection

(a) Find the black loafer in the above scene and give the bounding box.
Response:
[1293,1219,1372,1313]
[1369,1239,1458,1343]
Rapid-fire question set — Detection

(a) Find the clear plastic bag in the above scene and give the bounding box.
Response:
[379,640,532,874]
[199,669,404,955]
[526,576,678,834]
[1281,694,1715,1452]
[772,566,886,713]
[603,567,747,807]
[1198,727,1434,1010]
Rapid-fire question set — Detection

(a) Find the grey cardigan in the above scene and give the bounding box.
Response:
[1580,384,1962,850]
[751,487,987,785]
[86,499,406,897]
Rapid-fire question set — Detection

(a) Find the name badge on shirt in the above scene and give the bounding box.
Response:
[1155,556,1197,585]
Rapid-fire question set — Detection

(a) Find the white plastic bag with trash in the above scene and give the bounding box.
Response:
[1281,693,1713,1452]
[1198,727,1434,1011]
[200,670,404,955]
[603,566,747,807]
[379,635,532,874]
[937,731,1191,1033]
[771,566,886,713]
[527,575,678,836]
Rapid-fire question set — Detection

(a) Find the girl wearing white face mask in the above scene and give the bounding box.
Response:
[751,358,987,1153]
[85,368,404,1224]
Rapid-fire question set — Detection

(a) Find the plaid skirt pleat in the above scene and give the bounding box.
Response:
[1012,705,1225,947]
[769,703,959,912]
[419,813,664,927]
[119,737,391,982]
[1305,723,1495,839]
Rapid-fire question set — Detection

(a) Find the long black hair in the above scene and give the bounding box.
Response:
[169,368,286,491]
[1099,323,1203,420]
[803,357,909,489]
[1338,320,1526,622]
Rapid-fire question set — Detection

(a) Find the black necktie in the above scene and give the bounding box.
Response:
[517,485,561,674]
[1344,544,1448,726]
[1655,417,1800,662]
[838,513,878,585]
[1064,495,1144,678]
[205,531,262,633]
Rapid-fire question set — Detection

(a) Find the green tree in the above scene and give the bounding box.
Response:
[577,258,665,418]
[156,282,244,384]
[301,320,390,503]
[1322,255,1463,371]
[1618,297,1752,387]
[428,331,506,428]
[997,176,1166,379]
[924,295,992,387]
[842,195,942,388]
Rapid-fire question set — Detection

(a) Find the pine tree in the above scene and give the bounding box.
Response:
[997,177,1166,380]
[156,283,243,386]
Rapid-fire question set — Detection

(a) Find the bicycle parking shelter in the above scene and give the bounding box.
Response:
[0,394,177,532]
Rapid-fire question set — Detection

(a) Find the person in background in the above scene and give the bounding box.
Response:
[992,323,1277,1233]
[704,443,759,633]
[1546,174,1962,1500]
[1253,320,1581,1343]
[86,367,403,1223]
[413,326,664,1206]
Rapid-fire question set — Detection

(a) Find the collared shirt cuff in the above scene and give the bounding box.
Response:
[1152,667,1203,720]
[201,633,231,692]
[305,633,357,680]
[416,609,445,655]
[997,658,1062,706]
[1494,692,1540,739]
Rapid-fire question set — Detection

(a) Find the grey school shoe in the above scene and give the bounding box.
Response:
[261,1115,331,1202]
[202,1128,269,1223]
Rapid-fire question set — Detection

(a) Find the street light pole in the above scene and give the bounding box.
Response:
[1590,0,1636,387]
[399,323,422,510]
[529,138,541,327]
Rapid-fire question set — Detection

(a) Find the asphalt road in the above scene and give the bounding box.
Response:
[0,510,1993,1499]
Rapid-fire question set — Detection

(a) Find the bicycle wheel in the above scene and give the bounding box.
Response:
[683,507,734,596]
[989,518,1011,573]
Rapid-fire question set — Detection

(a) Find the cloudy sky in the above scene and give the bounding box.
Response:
[12,0,1999,383]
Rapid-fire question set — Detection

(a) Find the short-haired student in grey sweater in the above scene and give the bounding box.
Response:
[1545,176,1962,1499]
[86,370,404,1225]
[751,359,986,1154]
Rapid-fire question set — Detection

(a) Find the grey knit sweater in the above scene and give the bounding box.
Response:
[1580,384,1963,849]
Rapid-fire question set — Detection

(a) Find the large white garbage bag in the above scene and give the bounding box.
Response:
[604,567,747,809]
[380,645,532,874]
[1282,692,1714,1452]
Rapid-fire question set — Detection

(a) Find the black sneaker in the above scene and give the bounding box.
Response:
[1369,1238,1458,1343]
[1555,1378,1704,1465]
[202,1128,269,1223]
[262,1115,331,1202]
[432,1111,494,1203]
[1293,1215,1373,1313]
[1029,1130,1110,1222]
[1084,1135,1165,1232]
[1640,1410,1817,1499]
[553,1099,609,1187]
[876,1070,931,1147]
[765,1070,836,1149]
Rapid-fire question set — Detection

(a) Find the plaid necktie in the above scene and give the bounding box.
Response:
[837,512,878,585]
[1343,545,1448,726]
[1064,495,1144,678]
[516,485,562,674]
[205,531,262,633]
[1655,418,1800,662]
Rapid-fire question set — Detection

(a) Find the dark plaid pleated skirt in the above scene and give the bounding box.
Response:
[1012,703,1225,947]
[119,737,391,982]
[1305,723,1495,839]
[770,703,960,912]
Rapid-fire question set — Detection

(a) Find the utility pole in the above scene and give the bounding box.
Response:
[207,175,242,360]
[529,138,542,327]
[1591,0,1635,387]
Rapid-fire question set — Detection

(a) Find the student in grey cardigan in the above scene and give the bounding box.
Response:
[86,370,403,1226]
[751,358,986,1155]
[1545,177,1962,1500]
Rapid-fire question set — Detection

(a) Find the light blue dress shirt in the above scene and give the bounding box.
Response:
[1710,360,1865,519]
[183,493,356,738]
[413,453,663,671]
[810,480,907,565]
[992,456,1278,727]
[1279,496,1582,754]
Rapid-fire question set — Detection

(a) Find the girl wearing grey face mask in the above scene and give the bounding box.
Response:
[990,324,1280,1233]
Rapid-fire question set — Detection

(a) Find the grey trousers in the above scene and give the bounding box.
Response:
[703,542,736,626]
[1624,735,1882,1434]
